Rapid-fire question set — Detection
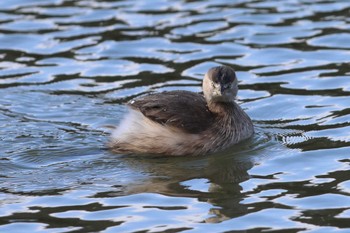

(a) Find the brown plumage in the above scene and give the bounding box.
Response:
[129,91,213,134]
[109,65,254,156]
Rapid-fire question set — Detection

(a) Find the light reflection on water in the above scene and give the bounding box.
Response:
[1,0,350,232]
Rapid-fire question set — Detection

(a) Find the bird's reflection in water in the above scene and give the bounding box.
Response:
[106,131,276,223]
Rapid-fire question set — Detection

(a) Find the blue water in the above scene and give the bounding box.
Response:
[1,0,350,232]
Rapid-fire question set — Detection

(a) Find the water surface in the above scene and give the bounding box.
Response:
[1,0,350,232]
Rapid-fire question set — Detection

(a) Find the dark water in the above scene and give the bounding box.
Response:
[1,0,350,232]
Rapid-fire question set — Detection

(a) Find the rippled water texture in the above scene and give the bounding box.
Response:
[1,0,350,232]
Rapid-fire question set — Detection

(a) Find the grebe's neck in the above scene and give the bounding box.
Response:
[207,100,237,115]
[207,100,253,133]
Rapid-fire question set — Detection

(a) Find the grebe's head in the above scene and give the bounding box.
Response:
[203,65,238,103]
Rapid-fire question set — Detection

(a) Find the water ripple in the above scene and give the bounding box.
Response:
[1,0,350,232]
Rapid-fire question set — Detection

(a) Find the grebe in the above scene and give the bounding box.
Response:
[109,66,254,156]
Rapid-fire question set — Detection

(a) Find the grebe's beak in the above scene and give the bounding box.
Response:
[220,84,229,94]
[220,81,233,95]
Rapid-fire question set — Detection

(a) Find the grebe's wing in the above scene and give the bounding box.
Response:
[128,90,214,134]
